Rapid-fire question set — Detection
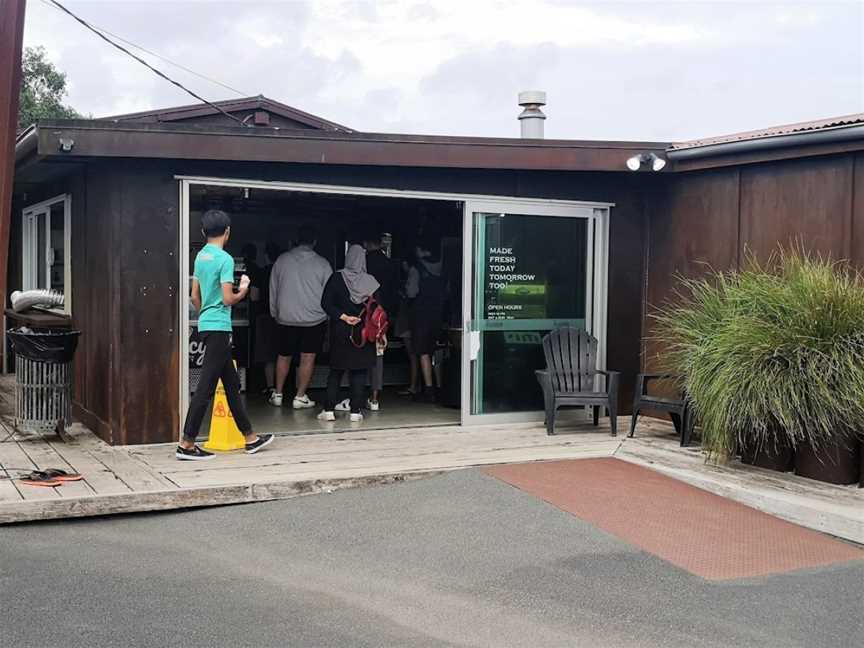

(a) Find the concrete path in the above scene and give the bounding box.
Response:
[2,469,861,648]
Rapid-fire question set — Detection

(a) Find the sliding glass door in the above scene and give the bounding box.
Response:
[461,201,609,423]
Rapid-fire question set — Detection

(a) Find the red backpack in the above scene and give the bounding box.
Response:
[350,296,390,347]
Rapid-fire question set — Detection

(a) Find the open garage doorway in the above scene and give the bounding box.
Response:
[182,182,464,436]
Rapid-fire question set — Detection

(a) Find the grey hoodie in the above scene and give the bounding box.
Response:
[269,245,333,326]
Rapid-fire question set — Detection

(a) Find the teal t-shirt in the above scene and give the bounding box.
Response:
[194,243,234,332]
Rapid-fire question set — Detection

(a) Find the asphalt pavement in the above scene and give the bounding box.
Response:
[1,469,862,647]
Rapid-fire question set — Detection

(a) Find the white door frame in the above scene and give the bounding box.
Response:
[460,200,610,426]
[176,175,612,439]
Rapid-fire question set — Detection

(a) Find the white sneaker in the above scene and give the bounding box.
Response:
[367,399,379,411]
[317,410,335,422]
[268,392,283,407]
[350,412,364,423]
[293,395,316,409]
[334,398,351,412]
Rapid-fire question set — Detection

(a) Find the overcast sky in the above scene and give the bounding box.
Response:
[23,0,864,142]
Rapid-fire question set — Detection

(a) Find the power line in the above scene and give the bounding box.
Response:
[45,0,250,127]
[37,0,249,98]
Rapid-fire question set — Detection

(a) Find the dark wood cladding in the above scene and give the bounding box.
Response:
[644,152,863,374]
[66,161,179,444]
[642,170,740,371]
[740,156,854,260]
[8,162,180,444]
[852,153,864,268]
[604,177,650,410]
[111,164,179,444]
[11,155,650,444]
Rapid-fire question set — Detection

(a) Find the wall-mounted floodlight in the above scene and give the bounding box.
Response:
[626,152,666,172]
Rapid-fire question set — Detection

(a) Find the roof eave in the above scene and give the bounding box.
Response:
[666,124,864,172]
[26,120,669,173]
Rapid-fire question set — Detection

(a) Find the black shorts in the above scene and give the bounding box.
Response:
[277,323,326,356]
[411,319,441,355]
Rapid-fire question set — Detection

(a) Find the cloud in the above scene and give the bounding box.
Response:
[22,0,864,141]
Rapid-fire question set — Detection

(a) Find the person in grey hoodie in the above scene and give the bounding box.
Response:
[269,225,333,409]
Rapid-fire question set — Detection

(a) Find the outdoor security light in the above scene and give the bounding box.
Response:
[626,152,667,172]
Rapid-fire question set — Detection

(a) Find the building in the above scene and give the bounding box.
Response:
[10,95,864,445]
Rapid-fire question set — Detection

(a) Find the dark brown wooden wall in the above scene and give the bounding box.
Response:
[8,162,180,444]
[73,161,646,443]
[643,152,863,371]
[13,160,649,444]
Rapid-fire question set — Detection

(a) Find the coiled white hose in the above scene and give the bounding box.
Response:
[10,290,65,312]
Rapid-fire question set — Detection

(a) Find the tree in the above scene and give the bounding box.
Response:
[17,46,81,131]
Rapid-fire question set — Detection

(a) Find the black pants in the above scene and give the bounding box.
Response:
[325,368,366,413]
[182,331,252,442]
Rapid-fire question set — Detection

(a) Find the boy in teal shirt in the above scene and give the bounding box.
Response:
[177,209,273,460]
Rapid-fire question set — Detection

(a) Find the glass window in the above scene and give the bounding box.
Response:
[22,196,70,313]
[36,213,47,289]
[49,202,66,294]
[472,212,590,415]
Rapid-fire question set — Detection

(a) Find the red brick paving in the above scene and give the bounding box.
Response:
[485,458,864,581]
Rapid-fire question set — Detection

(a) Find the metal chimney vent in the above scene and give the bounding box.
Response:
[518,91,546,139]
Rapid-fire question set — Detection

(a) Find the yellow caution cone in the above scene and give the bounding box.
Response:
[203,374,246,452]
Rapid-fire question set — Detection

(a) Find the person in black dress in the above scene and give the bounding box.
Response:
[319,244,380,422]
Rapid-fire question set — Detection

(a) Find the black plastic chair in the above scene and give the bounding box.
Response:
[629,373,694,446]
[535,328,620,436]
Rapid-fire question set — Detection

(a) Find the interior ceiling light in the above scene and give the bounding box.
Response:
[626,152,667,172]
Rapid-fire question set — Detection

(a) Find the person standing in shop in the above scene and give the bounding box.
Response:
[349,232,397,411]
[177,209,274,460]
[318,244,381,422]
[253,241,281,396]
[269,225,333,409]
[406,238,448,403]
[395,256,420,397]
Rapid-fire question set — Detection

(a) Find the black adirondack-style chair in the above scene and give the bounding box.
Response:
[629,373,694,446]
[535,328,620,436]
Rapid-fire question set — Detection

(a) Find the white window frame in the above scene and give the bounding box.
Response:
[21,193,72,315]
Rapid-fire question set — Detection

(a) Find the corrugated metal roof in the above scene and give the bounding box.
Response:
[669,113,864,151]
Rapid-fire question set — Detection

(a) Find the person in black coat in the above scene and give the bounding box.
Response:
[319,244,380,421]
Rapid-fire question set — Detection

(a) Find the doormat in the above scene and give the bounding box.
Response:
[485,458,864,581]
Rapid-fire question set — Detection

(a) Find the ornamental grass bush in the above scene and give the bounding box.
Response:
[653,248,864,461]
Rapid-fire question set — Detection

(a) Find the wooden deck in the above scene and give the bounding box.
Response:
[1,383,862,542]
[0,415,624,524]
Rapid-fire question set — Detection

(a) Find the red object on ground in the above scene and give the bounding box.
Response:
[485,458,864,581]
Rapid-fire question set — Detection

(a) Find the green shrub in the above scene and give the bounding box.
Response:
[653,248,864,460]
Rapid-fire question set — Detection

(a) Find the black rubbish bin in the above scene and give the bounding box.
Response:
[7,328,81,435]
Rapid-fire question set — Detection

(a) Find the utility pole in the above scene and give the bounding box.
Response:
[0,0,27,322]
